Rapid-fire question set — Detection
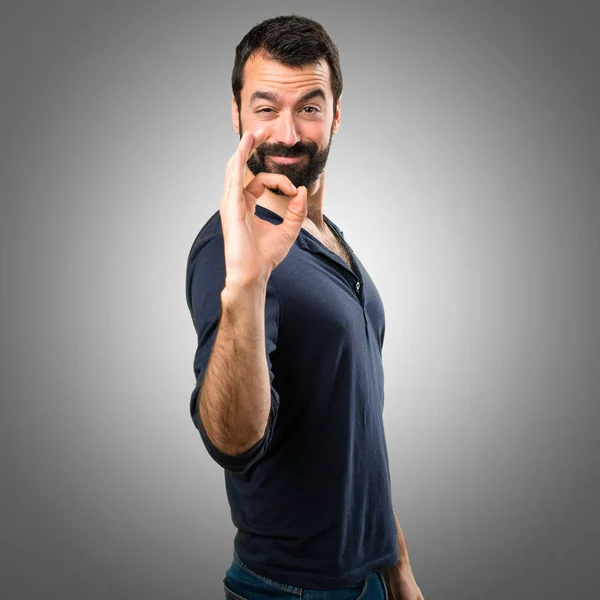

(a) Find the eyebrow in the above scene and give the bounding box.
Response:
[249,88,327,105]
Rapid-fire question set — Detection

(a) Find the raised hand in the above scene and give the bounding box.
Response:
[219,128,308,289]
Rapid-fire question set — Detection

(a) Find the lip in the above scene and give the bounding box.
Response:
[268,155,304,164]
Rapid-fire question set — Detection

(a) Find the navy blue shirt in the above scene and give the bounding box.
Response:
[185,203,399,589]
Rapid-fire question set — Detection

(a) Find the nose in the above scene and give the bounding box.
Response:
[272,111,301,147]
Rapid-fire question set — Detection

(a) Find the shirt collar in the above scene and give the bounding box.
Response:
[254,203,344,253]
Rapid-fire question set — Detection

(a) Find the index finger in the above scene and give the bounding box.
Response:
[232,128,269,189]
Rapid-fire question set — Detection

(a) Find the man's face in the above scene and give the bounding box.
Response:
[234,52,340,195]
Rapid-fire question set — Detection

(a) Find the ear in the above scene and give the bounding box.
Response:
[232,93,240,135]
[331,95,341,135]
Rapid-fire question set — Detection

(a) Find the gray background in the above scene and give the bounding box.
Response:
[1,1,598,598]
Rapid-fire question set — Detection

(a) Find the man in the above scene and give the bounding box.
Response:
[186,14,424,599]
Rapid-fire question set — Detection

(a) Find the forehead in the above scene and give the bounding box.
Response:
[242,52,331,103]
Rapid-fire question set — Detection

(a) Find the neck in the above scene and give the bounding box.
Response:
[242,168,326,232]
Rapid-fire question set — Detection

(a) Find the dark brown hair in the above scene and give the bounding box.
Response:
[232,14,343,114]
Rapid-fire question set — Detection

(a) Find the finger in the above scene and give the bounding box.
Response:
[221,153,237,208]
[233,127,269,189]
[224,154,235,188]
[224,128,270,219]
[279,185,308,241]
[244,172,296,216]
[221,146,247,226]
[245,172,297,200]
[244,127,268,163]
[230,131,254,193]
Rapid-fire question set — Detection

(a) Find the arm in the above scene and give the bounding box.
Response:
[188,128,305,472]
[383,509,425,599]
[187,234,281,474]
[198,277,271,456]
[393,509,412,568]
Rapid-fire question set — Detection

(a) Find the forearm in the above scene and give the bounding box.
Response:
[384,510,424,598]
[393,509,411,568]
[198,278,271,456]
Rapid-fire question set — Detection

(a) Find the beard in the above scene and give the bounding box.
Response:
[240,117,334,196]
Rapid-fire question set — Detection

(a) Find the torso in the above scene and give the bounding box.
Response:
[302,222,354,272]
[254,202,354,271]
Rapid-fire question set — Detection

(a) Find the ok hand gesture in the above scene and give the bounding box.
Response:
[219,128,308,289]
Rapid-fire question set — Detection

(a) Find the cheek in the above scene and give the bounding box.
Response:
[303,123,328,145]
[315,133,331,151]
[239,110,261,131]
[242,109,256,122]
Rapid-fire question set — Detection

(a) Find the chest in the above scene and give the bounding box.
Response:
[269,245,387,409]
[303,225,354,271]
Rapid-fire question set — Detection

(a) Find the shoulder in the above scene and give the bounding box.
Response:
[186,209,224,267]
[185,210,225,315]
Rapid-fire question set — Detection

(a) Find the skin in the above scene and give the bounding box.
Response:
[223,50,425,600]
[232,50,340,236]
[220,128,307,286]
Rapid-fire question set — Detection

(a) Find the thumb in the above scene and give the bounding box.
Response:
[290,185,308,220]
[282,185,307,229]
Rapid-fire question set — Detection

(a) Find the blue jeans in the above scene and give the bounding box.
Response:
[223,551,389,600]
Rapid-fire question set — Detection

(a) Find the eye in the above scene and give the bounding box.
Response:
[302,106,319,114]
[256,108,274,113]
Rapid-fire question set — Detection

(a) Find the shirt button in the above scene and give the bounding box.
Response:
[356,281,361,292]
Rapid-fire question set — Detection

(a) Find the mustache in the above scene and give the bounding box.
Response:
[256,142,317,158]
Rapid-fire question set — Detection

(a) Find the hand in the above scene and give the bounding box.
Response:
[382,563,425,600]
[219,128,308,288]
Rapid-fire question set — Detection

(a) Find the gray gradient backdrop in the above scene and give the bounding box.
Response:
[1,1,598,598]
